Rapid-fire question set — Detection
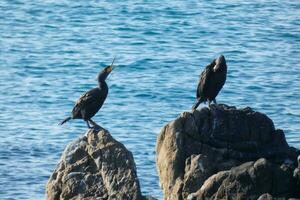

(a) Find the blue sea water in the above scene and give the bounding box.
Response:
[0,0,299,199]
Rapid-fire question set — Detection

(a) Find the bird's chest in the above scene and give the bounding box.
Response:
[90,89,108,113]
[211,71,226,86]
[98,88,108,103]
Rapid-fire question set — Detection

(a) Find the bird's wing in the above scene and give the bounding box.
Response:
[72,89,98,117]
[197,58,217,98]
[197,66,212,98]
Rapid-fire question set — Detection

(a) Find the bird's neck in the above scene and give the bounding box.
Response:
[98,81,108,89]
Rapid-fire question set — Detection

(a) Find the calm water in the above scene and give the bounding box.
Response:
[0,1,299,199]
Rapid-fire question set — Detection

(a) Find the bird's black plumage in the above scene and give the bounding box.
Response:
[59,59,115,128]
[192,55,227,110]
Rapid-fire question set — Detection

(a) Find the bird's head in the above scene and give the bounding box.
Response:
[97,57,116,82]
[213,55,227,72]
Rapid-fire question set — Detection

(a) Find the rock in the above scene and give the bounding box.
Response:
[293,156,300,197]
[46,128,154,200]
[191,158,295,199]
[257,193,274,200]
[156,104,300,200]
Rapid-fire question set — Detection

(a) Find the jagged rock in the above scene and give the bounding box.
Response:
[257,193,300,200]
[293,156,300,197]
[156,104,300,200]
[190,158,295,199]
[257,193,274,200]
[46,128,154,200]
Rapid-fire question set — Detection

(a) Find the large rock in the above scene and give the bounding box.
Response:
[46,128,153,200]
[156,104,300,200]
[189,158,295,199]
[293,156,300,197]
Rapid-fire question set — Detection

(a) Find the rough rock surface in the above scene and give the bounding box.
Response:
[190,158,295,200]
[46,128,153,200]
[156,104,300,200]
[257,193,275,200]
[293,156,300,197]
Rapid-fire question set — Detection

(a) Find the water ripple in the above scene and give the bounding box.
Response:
[0,1,300,199]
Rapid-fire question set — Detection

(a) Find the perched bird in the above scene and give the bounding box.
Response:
[192,55,227,110]
[59,58,115,128]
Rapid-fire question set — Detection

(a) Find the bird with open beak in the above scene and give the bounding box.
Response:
[59,57,116,129]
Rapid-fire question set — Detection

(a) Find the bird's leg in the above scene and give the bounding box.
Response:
[192,99,201,111]
[208,100,211,106]
[89,119,98,127]
[89,119,103,130]
[213,99,217,104]
[86,121,91,129]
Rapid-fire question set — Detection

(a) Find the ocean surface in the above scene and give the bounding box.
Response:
[0,1,299,199]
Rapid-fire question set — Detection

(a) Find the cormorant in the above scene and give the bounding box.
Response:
[59,58,115,128]
[192,55,227,110]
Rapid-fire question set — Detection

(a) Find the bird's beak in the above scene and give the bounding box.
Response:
[107,57,116,73]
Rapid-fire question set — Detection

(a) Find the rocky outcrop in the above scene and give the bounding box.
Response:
[46,128,154,200]
[293,155,300,197]
[189,158,295,199]
[156,104,300,200]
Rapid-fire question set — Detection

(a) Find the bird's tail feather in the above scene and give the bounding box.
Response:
[192,99,202,110]
[59,117,72,125]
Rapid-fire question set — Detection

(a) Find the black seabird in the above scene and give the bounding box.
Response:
[192,55,227,110]
[59,58,115,128]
